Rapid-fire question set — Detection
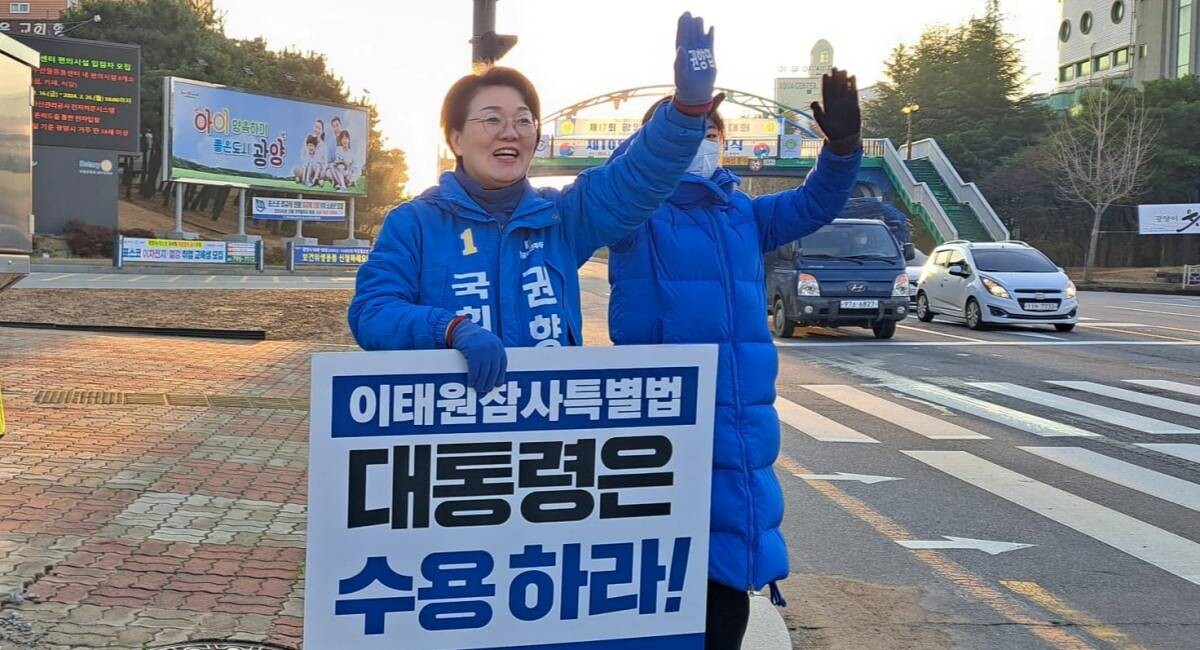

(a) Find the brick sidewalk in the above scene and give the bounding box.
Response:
[0,329,343,649]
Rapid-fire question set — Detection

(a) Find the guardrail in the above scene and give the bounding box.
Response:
[902,139,1009,241]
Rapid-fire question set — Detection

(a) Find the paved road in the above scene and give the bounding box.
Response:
[14,272,357,290]
[585,269,1200,648]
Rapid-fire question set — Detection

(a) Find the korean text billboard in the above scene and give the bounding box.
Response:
[165,77,368,196]
[12,34,140,153]
[304,345,717,649]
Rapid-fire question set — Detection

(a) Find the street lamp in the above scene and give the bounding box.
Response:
[900,103,920,161]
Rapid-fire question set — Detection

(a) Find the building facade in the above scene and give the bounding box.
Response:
[0,0,75,20]
[1056,0,1197,96]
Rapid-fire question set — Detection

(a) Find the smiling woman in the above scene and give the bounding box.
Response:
[348,11,719,395]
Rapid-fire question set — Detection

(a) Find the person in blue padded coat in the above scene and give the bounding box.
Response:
[607,68,863,650]
[348,12,719,396]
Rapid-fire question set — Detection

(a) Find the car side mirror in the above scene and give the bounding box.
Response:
[903,243,915,262]
[948,264,967,277]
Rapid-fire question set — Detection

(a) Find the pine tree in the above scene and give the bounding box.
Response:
[863,2,1051,180]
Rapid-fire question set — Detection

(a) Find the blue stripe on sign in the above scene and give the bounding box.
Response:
[474,633,705,649]
[330,367,700,438]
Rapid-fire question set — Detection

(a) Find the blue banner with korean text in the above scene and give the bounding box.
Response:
[305,346,718,650]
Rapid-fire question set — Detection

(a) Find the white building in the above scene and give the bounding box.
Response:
[1055,0,1196,97]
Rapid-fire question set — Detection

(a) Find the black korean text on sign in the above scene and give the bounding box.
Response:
[346,435,675,530]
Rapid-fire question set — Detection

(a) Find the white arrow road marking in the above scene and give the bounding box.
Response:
[794,472,903,484]
[896,536,1034,555]
[904,450,1200,586]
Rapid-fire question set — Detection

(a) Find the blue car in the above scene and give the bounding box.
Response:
[766,217,915,339]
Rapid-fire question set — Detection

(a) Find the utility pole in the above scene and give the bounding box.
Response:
[471,0,517,71]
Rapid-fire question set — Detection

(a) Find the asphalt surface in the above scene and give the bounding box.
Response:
[769,295,1200,649]
[580,272,1200,649]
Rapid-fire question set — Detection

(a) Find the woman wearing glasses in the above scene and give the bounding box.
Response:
[349,12,718,394]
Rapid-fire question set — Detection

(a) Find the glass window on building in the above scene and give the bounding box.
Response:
[1096,53,1112,72]
[1060,64,1076,82]
[1082,11,1094,34]
[1180,0,1193,78]
[1112,1,1126,24]
[1060,20,1072,43]
[8,2,31,12]
[1114,47,1130,66]
[1077,59,1092,77]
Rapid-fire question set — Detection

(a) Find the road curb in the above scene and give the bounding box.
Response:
[742,593,791,649]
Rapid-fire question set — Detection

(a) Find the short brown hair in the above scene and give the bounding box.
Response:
[441,67,542,154]
[641,95,724,136]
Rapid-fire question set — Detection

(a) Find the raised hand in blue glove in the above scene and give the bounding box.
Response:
[447,318,507,395]
[673,11,717,110]
[810,67,862,156]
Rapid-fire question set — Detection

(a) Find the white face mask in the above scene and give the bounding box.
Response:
[687,138,721,179]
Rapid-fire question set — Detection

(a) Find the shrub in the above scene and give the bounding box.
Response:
[62,221,115,258]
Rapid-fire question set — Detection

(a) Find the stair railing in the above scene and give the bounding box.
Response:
[900,139,1010,241]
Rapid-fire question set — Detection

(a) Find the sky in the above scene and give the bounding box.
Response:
[215,0,1061,191]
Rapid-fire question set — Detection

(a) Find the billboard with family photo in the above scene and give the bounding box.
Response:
[164,77,368,196]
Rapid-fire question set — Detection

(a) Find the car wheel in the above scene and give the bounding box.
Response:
[772,297,796,339]
[965,298,986,330]
[916,293,935,322]
[1054,323,1076,332]
[872,320,897,339]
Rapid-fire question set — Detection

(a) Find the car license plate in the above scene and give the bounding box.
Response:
[1025,302,1058,311]
[840,300,879,309]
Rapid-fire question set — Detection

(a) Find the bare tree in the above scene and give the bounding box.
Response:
[1051,89,1158,282]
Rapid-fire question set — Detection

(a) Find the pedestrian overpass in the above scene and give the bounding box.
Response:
[527,86,1008,244]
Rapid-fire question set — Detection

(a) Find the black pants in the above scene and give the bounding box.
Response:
[706,580,750,650]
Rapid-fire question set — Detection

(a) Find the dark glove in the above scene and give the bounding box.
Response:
[447,319,507,395]
[810,67,861,156]
[673,12,717,109]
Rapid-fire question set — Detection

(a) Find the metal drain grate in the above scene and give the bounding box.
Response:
[33,389,308,411]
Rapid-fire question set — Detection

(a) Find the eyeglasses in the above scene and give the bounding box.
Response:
[465,114,539,137]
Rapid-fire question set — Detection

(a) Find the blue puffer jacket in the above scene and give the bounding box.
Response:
[348,103,705,350]
[608,147,862,591]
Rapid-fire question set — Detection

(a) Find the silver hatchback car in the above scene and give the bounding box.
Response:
[915,241,1078,331]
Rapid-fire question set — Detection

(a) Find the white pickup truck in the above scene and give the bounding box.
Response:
[0,34,37,294]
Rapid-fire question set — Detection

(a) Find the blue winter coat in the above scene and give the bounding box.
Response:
[608,147,862,591]
[348,103,706,350]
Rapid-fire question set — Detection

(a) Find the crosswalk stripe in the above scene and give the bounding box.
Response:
[1124,380,1200,399]
[883,380,1097,438]
[1047,381,1200,418]
[1135,444,1200,464]
[970,383,1200,435]
[903,450,1200,587]
[803,385,989,440]
[775,397,878,443]
[1021,446,1200,512]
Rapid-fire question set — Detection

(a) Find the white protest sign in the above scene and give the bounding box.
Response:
[304,345,717,650]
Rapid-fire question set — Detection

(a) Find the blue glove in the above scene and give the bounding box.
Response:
[448,319,507,395]
[673,12,717,108]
